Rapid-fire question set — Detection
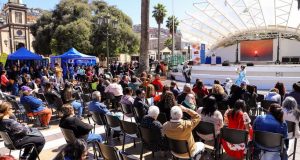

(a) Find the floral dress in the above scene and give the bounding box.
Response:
[222,110,253,159]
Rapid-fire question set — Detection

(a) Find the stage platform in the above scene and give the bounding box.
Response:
[170,64,300,91]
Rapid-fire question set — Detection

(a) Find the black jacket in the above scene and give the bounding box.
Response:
[59,116,93,139]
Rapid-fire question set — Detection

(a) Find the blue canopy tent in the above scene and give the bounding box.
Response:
[50,48,97,78]
[6,47,44,68]
[8,47,42,60]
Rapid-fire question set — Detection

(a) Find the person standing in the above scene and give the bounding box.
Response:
[183,63,192,84]
[54,63,64,86]
[235,65,249,86]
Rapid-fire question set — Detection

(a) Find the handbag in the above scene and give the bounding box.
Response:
[26,128,43,137]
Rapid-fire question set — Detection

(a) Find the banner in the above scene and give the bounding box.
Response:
[200,44,206,64]
[191,43,200,64]
[0,53,8,66]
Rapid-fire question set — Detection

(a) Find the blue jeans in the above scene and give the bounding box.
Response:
[71,100,83,117]
[87,133,102,143]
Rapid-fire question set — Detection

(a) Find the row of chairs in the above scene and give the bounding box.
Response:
[194,119,298,160]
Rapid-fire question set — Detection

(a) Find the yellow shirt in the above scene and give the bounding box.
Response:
[55,66,63,78]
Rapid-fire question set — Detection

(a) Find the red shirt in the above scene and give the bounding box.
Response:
[192,86,209,98]
[1,75,9,86]
[152,79,164,92]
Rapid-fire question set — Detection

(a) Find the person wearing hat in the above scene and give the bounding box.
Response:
[235,65,249,86]
[224,78,233,94]
[20,86,52,129]
[285,81,300,106]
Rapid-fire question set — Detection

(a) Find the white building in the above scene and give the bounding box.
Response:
[0,0,35,54]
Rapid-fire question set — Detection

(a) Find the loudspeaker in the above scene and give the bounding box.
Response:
[222,61,230,66]
[246,63,254,66]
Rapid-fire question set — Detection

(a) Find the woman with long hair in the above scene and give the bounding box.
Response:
[222,99,253,159]
[0,101,45,160]
[192,80,209,106]
[196,95,223,141]
[157,86,177,120]
[62,82,83,118]
[274,82,286,102]
[211,84,228,102]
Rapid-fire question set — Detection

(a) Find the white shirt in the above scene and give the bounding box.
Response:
[105,83,123,96]
[283,108,300,139]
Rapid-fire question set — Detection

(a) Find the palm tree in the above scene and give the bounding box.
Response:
[166,15,179,56]
[152,3,167,61]
[139,0,150,73]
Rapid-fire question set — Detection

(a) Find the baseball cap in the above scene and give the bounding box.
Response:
[21,86,32,92]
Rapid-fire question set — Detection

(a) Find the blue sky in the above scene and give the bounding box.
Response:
[15,0,192,28]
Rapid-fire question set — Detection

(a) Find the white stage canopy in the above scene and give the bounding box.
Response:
[180,0,300,49]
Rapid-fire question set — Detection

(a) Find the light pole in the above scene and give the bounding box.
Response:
[97,14,118,69]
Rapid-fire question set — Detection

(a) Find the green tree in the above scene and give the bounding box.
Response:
[30,0,139,57]
[138,0,150,73]
[164,38,172,49]
[91,2,139,57]
[166,15,179,54]
[152,3,167,61]
[50,19,92,54]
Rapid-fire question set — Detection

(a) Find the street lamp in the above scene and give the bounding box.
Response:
[97,14,118,68]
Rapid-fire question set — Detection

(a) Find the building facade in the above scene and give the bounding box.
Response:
[0,0,35,54]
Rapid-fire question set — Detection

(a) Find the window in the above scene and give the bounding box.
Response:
[15,12,22,24]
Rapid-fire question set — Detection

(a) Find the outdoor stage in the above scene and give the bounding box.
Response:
[170,64,300,91]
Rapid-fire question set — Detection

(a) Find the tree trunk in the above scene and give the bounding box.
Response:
[138,0,150,74]
[157,23,161,61]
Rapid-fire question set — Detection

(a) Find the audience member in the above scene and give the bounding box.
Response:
[192,80,209,106]
[253,103,288,160]
[1,70,9,92]
[181,93,197,110]
[211,84,228,102]
[105,78,123,109]
[133,89,149,122]
[59,104,102,143]
[177,84,193,104]
[62,82,83,118]
[44,82,63,111]
[222,99,253,159]
[265,88,281,104]
[140,106,168,151]
[282,97,300,138]
[120,87,134,107]
[0,101,45,160]
[128,76,140,94]
[54,63,64,86]
[170,81,180,98]
[88,91,110,115]
[152,74,164,92]
[157,87,176,120]
[285,81,300,106]
[196,95,223,141]
[163,105,204,159]
[20,86,52,128]
[275,82,286,102]
[54,139,88,160]
[224,78,233,94]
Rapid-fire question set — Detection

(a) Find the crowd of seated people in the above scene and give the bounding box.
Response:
[0,61,300,160]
